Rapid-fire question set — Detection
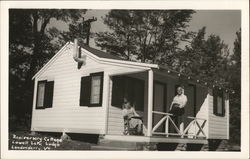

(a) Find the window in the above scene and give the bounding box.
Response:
[36,81,46,108]
[111,76,144,111]
[80,72,103,106]
[90,75,102,104]
[36,80,54,109]
[213,89,225,116]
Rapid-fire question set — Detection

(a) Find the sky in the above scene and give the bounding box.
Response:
[187,10,241,52]
[50,10,241,54]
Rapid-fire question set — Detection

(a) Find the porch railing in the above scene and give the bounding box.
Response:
[152,111,207,139]
[181,116,207,138]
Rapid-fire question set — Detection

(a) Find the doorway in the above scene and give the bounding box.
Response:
[183,84,196,127]
[153,81,166,132]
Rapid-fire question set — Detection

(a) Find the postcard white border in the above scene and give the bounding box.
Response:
[1,0,249,159]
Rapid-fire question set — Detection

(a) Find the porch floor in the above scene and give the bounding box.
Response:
[104,135,208,144]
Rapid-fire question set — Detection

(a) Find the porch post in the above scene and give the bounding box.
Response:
[103,72,110,135]
[147,69,153,136]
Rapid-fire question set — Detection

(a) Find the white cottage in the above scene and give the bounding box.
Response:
[31,40,230,150]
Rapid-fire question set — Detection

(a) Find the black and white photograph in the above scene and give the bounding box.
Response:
[1,0,249,159]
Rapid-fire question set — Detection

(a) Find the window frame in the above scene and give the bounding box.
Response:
[79,72,104,107]
[213,89,225,117]
[35,80,54,109]
[89,72,104,107]
[36,80,47,109]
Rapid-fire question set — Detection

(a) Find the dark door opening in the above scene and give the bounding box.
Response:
[153,81,167,132]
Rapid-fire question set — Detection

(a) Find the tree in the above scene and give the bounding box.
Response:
[227,29,241,144]
[59,17,97,46]
[95,10,195,66]
[178,27,230,85]
[180,28,241,145]
[9,9,86,130]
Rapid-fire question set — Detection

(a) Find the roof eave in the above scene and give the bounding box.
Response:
[33,42,159,80]
[158,65,234,94]
[32,42,70,80]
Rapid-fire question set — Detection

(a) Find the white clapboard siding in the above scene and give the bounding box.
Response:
[207,88,229,139]
[31,43,146,135]
[107,106,124,135]
[31,46,108,134]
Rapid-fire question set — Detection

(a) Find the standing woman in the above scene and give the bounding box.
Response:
[169,86,188,133]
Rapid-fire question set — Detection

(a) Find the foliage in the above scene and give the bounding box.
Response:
[178,27,230,86]
[227,29,241,144]
[58,17,95,46]
[9,9,86,126]
[180,28,241,145]
[95,10,195,65]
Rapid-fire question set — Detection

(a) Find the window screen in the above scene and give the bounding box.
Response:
[36,80,54,109]
[37,81,46,108]
[90,76,101,104]
[213,90,225,116]
[80,72,103,106]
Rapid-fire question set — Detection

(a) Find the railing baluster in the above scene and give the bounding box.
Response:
[182,120,195,138]
[168,117,181,134]
[195,120,206,137]
[194,119,197,138]
[194,120,197,139]
[152,116,167,132]
[165,116,169,137]
[152,111,207,139]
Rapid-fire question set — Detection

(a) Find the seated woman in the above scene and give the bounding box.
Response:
[123,101,143,135]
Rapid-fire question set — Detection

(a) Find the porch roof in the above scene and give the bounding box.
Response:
[156,66,234,94]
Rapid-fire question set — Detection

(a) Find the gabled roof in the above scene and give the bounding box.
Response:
[32,41,234,94]
[80,44,124,61]
[32,41,158,80]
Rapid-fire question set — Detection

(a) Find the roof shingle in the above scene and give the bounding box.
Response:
[80,44,125,61]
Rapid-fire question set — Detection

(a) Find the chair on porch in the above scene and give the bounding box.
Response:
[123,116,143,136]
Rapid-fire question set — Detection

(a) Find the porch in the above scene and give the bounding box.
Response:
[97,129,207,151]
[104,68,209,143]
[104,133,208,145]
